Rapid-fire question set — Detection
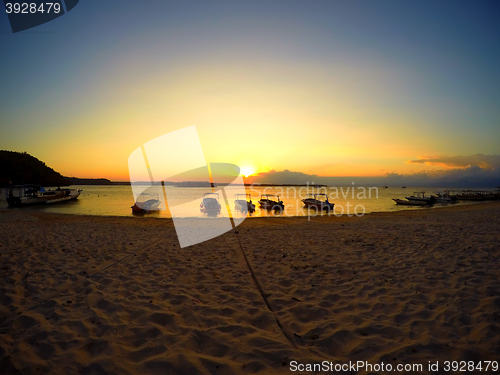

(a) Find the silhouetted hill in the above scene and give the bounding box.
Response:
[0,151,72,187]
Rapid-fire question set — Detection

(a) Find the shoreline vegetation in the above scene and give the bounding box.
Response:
[0,201,498,374]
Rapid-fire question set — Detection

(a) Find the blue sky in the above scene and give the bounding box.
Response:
[1,0,499,183]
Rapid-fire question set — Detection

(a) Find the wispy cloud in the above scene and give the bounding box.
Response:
[407,154,500,169]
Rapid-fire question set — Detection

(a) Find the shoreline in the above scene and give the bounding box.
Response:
[0,199,496,224]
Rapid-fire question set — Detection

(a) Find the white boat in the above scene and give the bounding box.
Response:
[392,198,429,206]
[234,194,255,213]
[200,193,221,214]
[302,193,334,211]
[131,192,161,213]
[431,191,458,204]
[405,192,434,204]
[6,184,82,207]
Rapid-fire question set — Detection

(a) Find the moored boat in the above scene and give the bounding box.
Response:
[302,193,334,211]
[392,198,429,206]
[431,191,458,204]
[234,193,255,213]
[5,184,82,207]
[258,194,284,211]
[405,192,434,204]
[200,193,221,214]
[131,192,161,213]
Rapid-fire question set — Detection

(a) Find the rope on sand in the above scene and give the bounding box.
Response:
[233,231,297,349]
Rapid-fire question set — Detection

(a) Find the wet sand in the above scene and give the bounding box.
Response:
[0,202,499,374]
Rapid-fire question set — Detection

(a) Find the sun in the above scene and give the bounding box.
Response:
[240,166,255,177]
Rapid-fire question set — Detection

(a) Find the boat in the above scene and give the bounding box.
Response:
[456,194,483,201]
[5,184,82,207]
[234,193,255,213]
[131,192,161,213]
[302,193,334,211]
[258,194,284,211]
[392,198,429,206]
[448,189,500,201]
[200,193,221,214]
[405,192,434,204]
[431,191,458,204]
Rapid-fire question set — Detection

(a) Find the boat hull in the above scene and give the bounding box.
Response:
[131,199,161,213]
[393,198,429,206]
[235,200,255,212]
[433,197,457,204]
[7,190,81,207]
[259,200,284,210]
[302,199,334,211]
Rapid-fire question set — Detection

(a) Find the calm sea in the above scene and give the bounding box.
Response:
[0,185,485,218]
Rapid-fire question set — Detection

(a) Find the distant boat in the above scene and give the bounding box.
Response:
[234,193,255,213]
[5,184,82,207]
[131,192,161,213]
[259,194,284,211]
[302,193,334,211]
[200,193,221,214]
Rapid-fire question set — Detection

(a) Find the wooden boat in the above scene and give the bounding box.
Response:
[431,191,458,204]
[302,193,334,211]
[392,198,429,206]
[131,192,161,213]
[454,191,484,201]
[5,184,82,207]
[200,193,221,214]
[258,194,284,210]
[448,189,499,201]
[234,194,255,213]
[405,192,434,204]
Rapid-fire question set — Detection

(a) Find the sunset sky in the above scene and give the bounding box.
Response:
[1,1,499,184]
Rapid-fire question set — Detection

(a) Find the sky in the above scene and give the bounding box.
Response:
[1,0,499,186]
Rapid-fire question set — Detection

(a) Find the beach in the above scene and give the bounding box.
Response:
[0,202,499,374]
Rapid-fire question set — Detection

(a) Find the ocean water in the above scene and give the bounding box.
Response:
[0,185,486,218]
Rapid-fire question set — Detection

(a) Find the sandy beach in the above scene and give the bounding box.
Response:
[0,202,499,374]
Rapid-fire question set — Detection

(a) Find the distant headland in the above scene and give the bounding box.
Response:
[0,151,127,187]
[0,150,72,187]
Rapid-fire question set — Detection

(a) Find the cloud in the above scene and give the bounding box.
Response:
[407,154,500,169]
[246,165,500,188]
